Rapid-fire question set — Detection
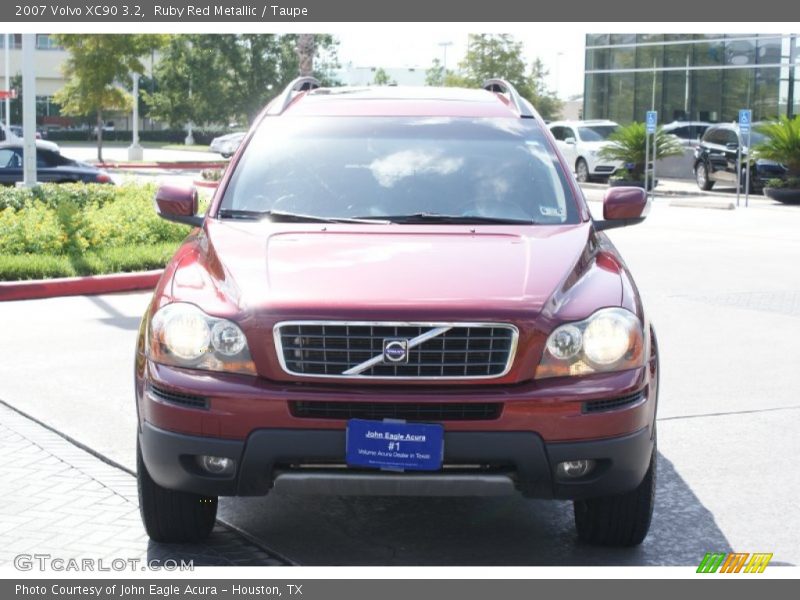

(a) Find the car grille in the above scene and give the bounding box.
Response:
[275,322,518,379]
[582,390,644,414]
[290,401,502,421]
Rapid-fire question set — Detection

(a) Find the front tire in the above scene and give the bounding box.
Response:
[137,440,218,543]
[575,158,590,183]
[573,444,656,547]
[695,162,714,190]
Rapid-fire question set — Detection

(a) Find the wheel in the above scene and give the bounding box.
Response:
[137,439,217,543]
[575,158,590,183]
[573,444,656,547]
[695,162,714,190]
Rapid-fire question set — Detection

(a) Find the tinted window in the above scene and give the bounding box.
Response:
[221,117,579,225]
[703,127,728,145]
[578,125,619,141]
[668,125,694,140]
[0,148,18,168]
[722,129,739,145]
[36,150,70,168]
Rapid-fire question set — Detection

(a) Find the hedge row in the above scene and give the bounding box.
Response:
[0,183,192,280]
[46,129,231,145]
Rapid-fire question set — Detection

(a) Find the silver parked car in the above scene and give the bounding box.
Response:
[209,131,246,158]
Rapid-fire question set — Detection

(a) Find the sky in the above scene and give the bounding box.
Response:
[335,29,587,100]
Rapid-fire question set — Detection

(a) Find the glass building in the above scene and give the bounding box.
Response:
[584,34,798,124]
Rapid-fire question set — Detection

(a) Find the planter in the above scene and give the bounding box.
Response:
[609,178,657,191]
[763,187,800,204]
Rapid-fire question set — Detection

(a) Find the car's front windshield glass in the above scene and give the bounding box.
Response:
[578,125,619,141]
[219,116,579,225]
[748,131,766,146]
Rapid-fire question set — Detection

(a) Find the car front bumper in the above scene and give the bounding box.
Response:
[139,421,654,500]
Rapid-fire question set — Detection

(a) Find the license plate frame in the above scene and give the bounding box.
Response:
[345,419,444,472]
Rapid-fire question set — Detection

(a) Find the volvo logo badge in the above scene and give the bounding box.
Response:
[382,339,409,363]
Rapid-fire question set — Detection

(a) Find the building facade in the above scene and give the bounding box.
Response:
[0,34,68,124]
[584,34,798,125]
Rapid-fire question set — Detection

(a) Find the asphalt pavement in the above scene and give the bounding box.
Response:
[1,196,798,566]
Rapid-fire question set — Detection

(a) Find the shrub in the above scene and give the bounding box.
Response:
[0,182,120,212]
[45,129,230,145]
[599,122,684,182]
[754,116,800,180]
[81,192,188,248]
[0,182,194,280]
[0,204,66,254]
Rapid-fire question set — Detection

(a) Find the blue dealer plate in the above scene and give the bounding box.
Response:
[345,419,444,471]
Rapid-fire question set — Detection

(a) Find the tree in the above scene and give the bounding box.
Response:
[8,73,22,124]
[425,59,445,86]
[53,35,166,161]
[433,34,563,121]
[296,34,315,76]
[525,58,563,122]
[146,34,340,128]
[372,68,395,86]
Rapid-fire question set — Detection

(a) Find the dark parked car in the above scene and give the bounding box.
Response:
[136,79,659,547]
[661,121,711,147]
[693,123,787,192]
[0,142,113,185]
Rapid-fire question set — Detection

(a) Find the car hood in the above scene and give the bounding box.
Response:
[168,220,623,322]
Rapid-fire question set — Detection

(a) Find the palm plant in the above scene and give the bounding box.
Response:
[598,122,684,182]
[754,116,800,186]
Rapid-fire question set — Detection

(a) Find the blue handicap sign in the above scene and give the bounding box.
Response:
[646,111,658,133]
[739,109,752,135]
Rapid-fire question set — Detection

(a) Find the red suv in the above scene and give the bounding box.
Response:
[136,78,659,548]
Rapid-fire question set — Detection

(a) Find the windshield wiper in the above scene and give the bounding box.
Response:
[356,213,538,225]
[218,209,389,224]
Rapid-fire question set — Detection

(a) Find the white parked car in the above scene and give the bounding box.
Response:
[548,120,622,182]
[209,131,246,158]
[0,124,60,153]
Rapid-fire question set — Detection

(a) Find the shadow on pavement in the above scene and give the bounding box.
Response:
[214,452,732,566]
[87,295,143,331]
[146,525,285,566]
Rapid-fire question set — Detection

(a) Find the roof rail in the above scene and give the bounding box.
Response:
[266,76,321,115]
[482,79,534,118]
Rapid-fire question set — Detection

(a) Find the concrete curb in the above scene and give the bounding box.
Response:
[96,160,228,170]
[668,198,736,210]
[580,181,705,198]
[0,269,163,302]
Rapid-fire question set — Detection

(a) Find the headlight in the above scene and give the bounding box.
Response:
[148,303,256,375]
[536,308,644,379]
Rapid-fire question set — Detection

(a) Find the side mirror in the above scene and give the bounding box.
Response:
[154,183,204,227]
[726,142,739,151]
[595,186,649,231]
[565,137,577,145]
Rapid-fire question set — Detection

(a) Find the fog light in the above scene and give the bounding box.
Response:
[557,459,596,479]
[197,455,235,475]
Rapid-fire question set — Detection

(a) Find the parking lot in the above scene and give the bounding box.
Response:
[1,195,799,566]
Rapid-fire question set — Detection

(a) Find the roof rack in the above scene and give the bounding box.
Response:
[482,79,534,118]
[266,76,321,115]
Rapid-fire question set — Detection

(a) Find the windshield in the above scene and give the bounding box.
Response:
[578,125,619,142]
[219,116,579,225]
[747,131,766,146]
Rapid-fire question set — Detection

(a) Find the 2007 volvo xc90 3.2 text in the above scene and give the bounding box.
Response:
[136,78,659,547]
